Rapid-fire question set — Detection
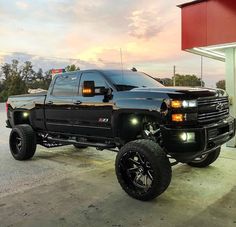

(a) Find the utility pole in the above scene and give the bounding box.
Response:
[173,65,176,86]
[200,56,203,87]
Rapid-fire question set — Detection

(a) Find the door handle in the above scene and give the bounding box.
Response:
[74,100,82,105]
[47,101,53,105]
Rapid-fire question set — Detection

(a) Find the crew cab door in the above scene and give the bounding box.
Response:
[71,71,114,137]
[45,73,79,133]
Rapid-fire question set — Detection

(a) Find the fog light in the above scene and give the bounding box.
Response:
[23,112,29,118]
[180,132,187,141]
[130,117,138,125]
[180,132,195,143]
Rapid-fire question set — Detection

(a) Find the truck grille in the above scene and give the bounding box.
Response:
[198,96,229,124]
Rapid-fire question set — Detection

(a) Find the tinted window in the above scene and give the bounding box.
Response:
[79,72,108,93]
[52,74,78,96]
[103,70,164,91]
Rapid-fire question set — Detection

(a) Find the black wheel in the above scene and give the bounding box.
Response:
[115,139,172,201]
[9,124,37,160]
[73,144,88,149]
[187,147,221,168]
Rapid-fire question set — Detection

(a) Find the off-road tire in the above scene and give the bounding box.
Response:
[187,147,221,168]
[9,124,37,160]
[115,139,172,201]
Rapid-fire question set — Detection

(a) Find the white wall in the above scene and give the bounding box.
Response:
[225,48,236,147]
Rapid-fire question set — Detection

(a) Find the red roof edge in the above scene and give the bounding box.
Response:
[177,0,207,8]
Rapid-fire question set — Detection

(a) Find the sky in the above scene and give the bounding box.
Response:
[0,0,225,87]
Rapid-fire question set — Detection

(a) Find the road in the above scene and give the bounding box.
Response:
[0,103,236,227]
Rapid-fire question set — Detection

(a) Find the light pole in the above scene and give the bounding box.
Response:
[201,56,203,87]
[173,65,176,86]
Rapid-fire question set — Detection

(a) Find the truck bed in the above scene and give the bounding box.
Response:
[8,92,47,110]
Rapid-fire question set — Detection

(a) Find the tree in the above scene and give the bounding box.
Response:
[0,82,4,94]
[1,63,11,80]
[21,61,36,82]
[155,78,173,86]
[28,69,52,90]
[216,80,225,90]
[0,60,27,101]
[65,64,80,72]
[173,74,204,87]
[35,68,44,81]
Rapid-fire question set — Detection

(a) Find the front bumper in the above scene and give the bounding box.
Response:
[161,116,235,163]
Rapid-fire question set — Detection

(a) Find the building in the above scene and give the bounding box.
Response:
[178,0,236,147]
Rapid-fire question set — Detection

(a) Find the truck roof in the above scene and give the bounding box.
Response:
[57,69,133,76]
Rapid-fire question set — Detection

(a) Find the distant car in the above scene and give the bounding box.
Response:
[6,69,235,201]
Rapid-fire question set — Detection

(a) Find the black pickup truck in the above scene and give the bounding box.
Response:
[6,69,235,201]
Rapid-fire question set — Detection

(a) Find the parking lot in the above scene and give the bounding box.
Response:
[0,103,236,227]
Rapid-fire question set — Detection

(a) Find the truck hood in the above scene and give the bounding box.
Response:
[131,86,226,98]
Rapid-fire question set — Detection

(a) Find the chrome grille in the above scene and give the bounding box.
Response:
[198,96,229,124]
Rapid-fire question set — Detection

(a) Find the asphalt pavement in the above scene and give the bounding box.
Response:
[0,103,236,227]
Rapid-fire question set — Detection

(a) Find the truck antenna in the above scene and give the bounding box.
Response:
[120,48,124,81]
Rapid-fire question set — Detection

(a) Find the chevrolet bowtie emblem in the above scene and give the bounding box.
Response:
[216,102,224,111]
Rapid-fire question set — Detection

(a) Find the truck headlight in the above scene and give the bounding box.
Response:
[182,100,197,108]
[171,100,197,108]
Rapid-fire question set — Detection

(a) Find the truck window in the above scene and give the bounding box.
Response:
[79,72,108,94]
[103,70,164,91]
[52,74,78,97]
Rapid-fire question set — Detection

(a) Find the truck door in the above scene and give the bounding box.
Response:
[45,73,79,133]
[71,71,114,138]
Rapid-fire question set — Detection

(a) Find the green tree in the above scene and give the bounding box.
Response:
[0,82,4,94]
[28,68,52,90]
[21,61,36,82]
[0,60,27,101]
[65,64,80,72]
[1,63,11,79]
[155,78,173,86]
[216,80,225,90]
[35,68,44,80]
[173,74,204,87]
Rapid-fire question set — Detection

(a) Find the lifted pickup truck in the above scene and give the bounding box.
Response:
[6,69,235,201]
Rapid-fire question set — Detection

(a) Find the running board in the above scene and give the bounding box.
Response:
[47,136,116,149]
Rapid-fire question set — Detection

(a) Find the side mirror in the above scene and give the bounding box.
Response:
[82,81,95,97]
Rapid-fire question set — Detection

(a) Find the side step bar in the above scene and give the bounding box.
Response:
[47,136,116,149]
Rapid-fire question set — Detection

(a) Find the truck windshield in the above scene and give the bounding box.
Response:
[103,70,164,91]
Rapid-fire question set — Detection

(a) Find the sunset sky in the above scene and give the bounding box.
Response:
[0,0,225,87]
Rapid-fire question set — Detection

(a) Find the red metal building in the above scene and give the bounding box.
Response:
[178,0,236,146]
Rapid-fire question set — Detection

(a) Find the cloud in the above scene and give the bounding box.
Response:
[16,1,29,10]
[128,10,165,39]
[1,52,98,72]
